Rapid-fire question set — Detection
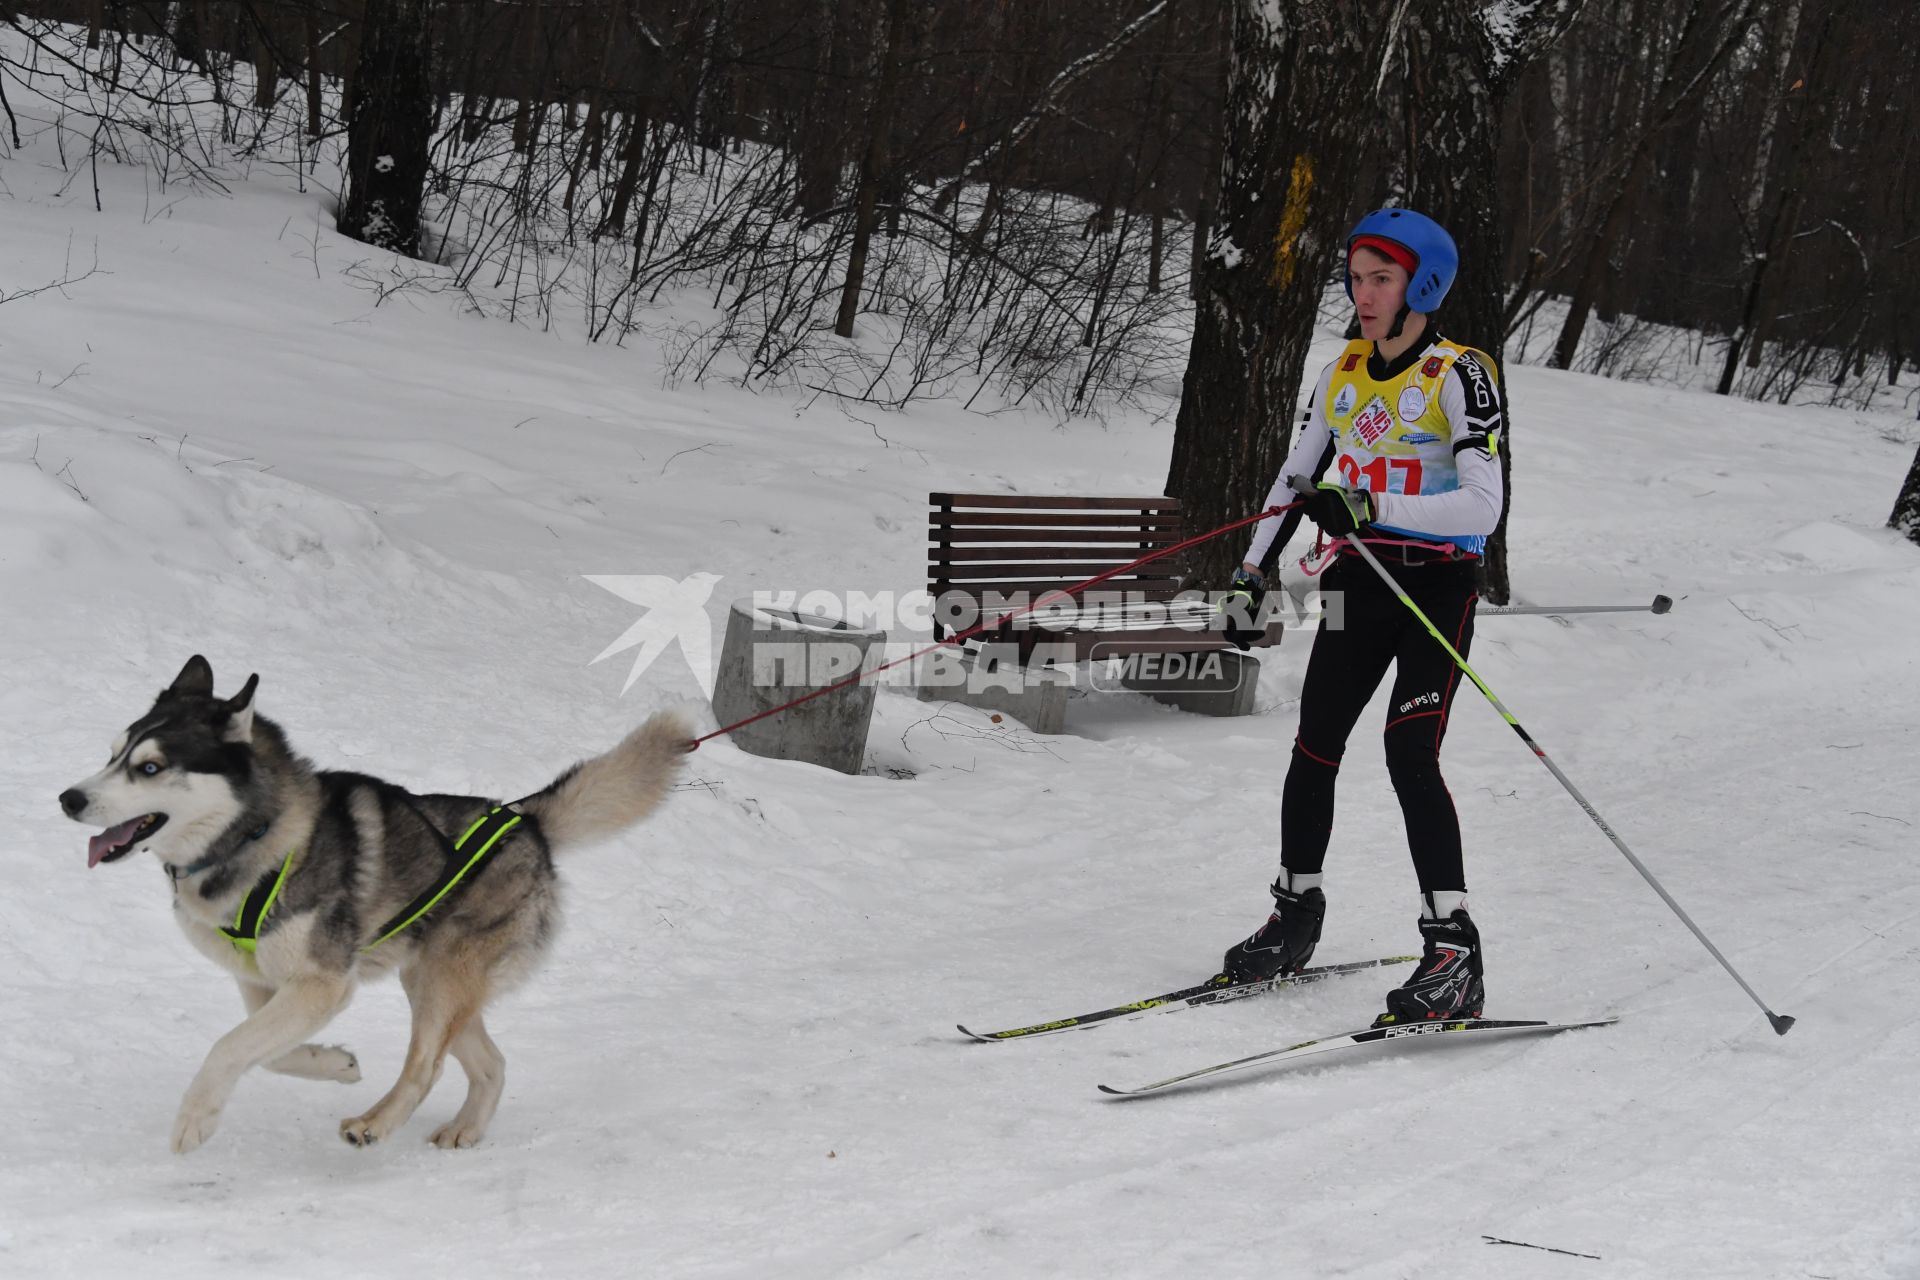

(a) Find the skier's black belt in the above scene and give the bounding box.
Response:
[1341,538,1478,567]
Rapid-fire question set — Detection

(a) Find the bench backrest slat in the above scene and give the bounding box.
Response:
[934,561,1182,581]
[946,578,1187,598]
[933,546,1171,564]
[934,529,1183,545]
[932,512,1184,529]
[929,493,1181,512]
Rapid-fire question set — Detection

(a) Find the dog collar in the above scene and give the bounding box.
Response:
[167,822,273,882]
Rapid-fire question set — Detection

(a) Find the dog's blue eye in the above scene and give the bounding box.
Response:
[141,762,161,776]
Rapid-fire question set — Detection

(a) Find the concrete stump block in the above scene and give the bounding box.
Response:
[710,599,886,774]
[912,642,1070,735]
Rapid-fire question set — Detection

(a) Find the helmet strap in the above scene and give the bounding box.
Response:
[1385,303,1411,341]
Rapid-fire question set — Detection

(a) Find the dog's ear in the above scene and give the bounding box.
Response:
[219,673,260,744]
[167,655,215,700]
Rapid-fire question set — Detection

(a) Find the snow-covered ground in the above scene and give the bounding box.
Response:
[6,87,1920,1280]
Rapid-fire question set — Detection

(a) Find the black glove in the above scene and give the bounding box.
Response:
[1300,482,1374,537]
[1219,566,1270,652]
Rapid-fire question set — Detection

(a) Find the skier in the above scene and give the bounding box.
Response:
[1218,207,1506,1025]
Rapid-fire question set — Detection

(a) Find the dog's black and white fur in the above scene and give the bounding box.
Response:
[59,655,688,1153]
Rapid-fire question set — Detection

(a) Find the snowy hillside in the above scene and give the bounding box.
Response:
[5,102,1920,1280]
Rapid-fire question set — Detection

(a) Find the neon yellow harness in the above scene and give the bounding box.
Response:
[218,806,524,956]
[360,807,523,953]
[219,849,297,954]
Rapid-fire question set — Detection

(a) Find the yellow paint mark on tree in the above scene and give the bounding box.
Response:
[1269,154,1315,289]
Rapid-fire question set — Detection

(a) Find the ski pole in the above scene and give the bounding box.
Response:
[1288,477,1792,1034]
[1480,595,1672,617]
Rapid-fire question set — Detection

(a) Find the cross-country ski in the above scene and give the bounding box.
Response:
[957,954,1418,1041]
[1097,1016,1619,1097]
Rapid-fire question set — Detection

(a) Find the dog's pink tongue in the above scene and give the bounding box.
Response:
[88,817,147,868]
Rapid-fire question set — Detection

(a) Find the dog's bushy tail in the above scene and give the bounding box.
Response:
[516,709,692,854]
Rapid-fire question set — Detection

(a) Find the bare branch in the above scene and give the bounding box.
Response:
[958,1,1170,187]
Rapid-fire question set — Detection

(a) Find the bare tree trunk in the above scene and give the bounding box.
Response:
[1553,0,1760,371]
[337,0,435,256]
[513,96,532,152]
[0,63,17,149]
[834,0,914,339]
[305,13,324,138]
[1400,0,1587,605]
[1189,126,1221,302]
[1717,3,1849,393]
[172,0,212,78]
[795,0,847,216]
[632,122,671,260]
[693,0,734,152]
[602,110,645,234]
[563,2,621,215]
[1148,211,1164,293]
[1891,445,1920,546]
[1717,184,1800,391]
[1165,1,1374,589]
[253,14,277,111]
[1552,146,1653,370]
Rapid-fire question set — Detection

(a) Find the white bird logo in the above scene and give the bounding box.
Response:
[584,572,724,697]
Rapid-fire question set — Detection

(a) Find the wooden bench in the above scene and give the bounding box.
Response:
[927,492,1285,667]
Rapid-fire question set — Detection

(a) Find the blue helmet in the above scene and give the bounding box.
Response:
[1345,208,1458,313]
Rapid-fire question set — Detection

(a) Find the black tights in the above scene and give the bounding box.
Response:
[1280,555,1479,893]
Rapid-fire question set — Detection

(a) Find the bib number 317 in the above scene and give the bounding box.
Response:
[1338,455,1423,495]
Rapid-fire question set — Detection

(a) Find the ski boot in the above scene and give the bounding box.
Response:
[1374,909,1484,1025]
[1220,877,1325,985]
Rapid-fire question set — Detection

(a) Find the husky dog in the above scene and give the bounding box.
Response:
[58,655,689,1154]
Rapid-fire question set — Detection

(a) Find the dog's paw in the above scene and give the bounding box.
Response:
[338,1110,394,1148]
[171,1101,222,1154]
[429,1118,487,1150]
[268,1044,362,1084]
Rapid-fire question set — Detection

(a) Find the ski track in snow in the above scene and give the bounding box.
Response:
[4,75,1920,1280]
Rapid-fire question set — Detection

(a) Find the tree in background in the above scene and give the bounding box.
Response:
[6,0,1913,416]
[1395,0,1589,603]
[1892,446,1920,547]
[834,0,915,338]
[1714,1,1854,396]
[1545,0,1759,373]
[337,0,434,256]
[1165,0,1371,590]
